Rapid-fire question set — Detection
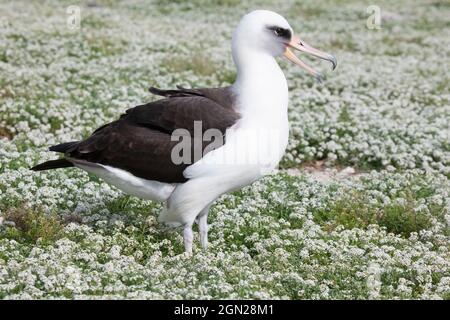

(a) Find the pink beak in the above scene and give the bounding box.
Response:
[283,35,337,83]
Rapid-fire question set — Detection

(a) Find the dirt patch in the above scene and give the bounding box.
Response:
[0,126,13,140]
[286,161,364,184]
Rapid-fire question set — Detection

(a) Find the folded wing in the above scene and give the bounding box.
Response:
[60,86,240,183]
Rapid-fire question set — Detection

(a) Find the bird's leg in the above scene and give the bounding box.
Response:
[198,213,209,250]
[196,205,210,250]
[183,223,194,254]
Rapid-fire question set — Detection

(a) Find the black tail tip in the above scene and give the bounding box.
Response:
[49,141,78,153]
[30,163,50,171]
[30,159,73,171]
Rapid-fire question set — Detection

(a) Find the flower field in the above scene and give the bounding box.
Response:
[0,0,449,299]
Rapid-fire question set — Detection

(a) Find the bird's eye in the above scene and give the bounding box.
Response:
[274,28,284,36]
[267,26,291,39]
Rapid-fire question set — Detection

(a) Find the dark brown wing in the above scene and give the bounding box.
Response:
[62,86,239,183]
[127,86,239,135]
[149,86,236,112]
[66,120,188,182]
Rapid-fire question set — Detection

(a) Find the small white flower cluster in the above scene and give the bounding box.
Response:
[0,0,449,299]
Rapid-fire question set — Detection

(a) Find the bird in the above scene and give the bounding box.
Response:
[31,10,336,253]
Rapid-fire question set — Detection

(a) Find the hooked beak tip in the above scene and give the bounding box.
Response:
[330,55,337,71]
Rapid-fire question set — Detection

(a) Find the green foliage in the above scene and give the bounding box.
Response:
[312,187,441,237]
[162,51,218,77]
[1,206,64,245]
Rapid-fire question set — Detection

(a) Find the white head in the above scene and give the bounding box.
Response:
[232,10,337,82]
[232,10,292,57]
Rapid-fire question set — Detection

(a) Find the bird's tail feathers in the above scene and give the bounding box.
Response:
[30,159,73,171]
[49,141,79,153]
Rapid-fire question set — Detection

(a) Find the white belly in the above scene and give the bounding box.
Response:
[74,163,176,201]
[160,120,290,225]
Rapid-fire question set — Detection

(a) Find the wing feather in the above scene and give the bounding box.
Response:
[64,86,239,183]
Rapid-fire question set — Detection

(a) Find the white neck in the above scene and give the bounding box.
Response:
[231,48,289,123]
[229,47,291,170]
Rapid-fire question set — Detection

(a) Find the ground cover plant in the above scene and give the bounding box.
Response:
[0,0,449,299]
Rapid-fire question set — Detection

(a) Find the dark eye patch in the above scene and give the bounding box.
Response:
[267,26,292,40]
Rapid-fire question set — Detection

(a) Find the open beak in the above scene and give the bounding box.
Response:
[283,35,337,83]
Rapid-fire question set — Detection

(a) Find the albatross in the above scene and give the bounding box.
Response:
[31,10,336,253]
